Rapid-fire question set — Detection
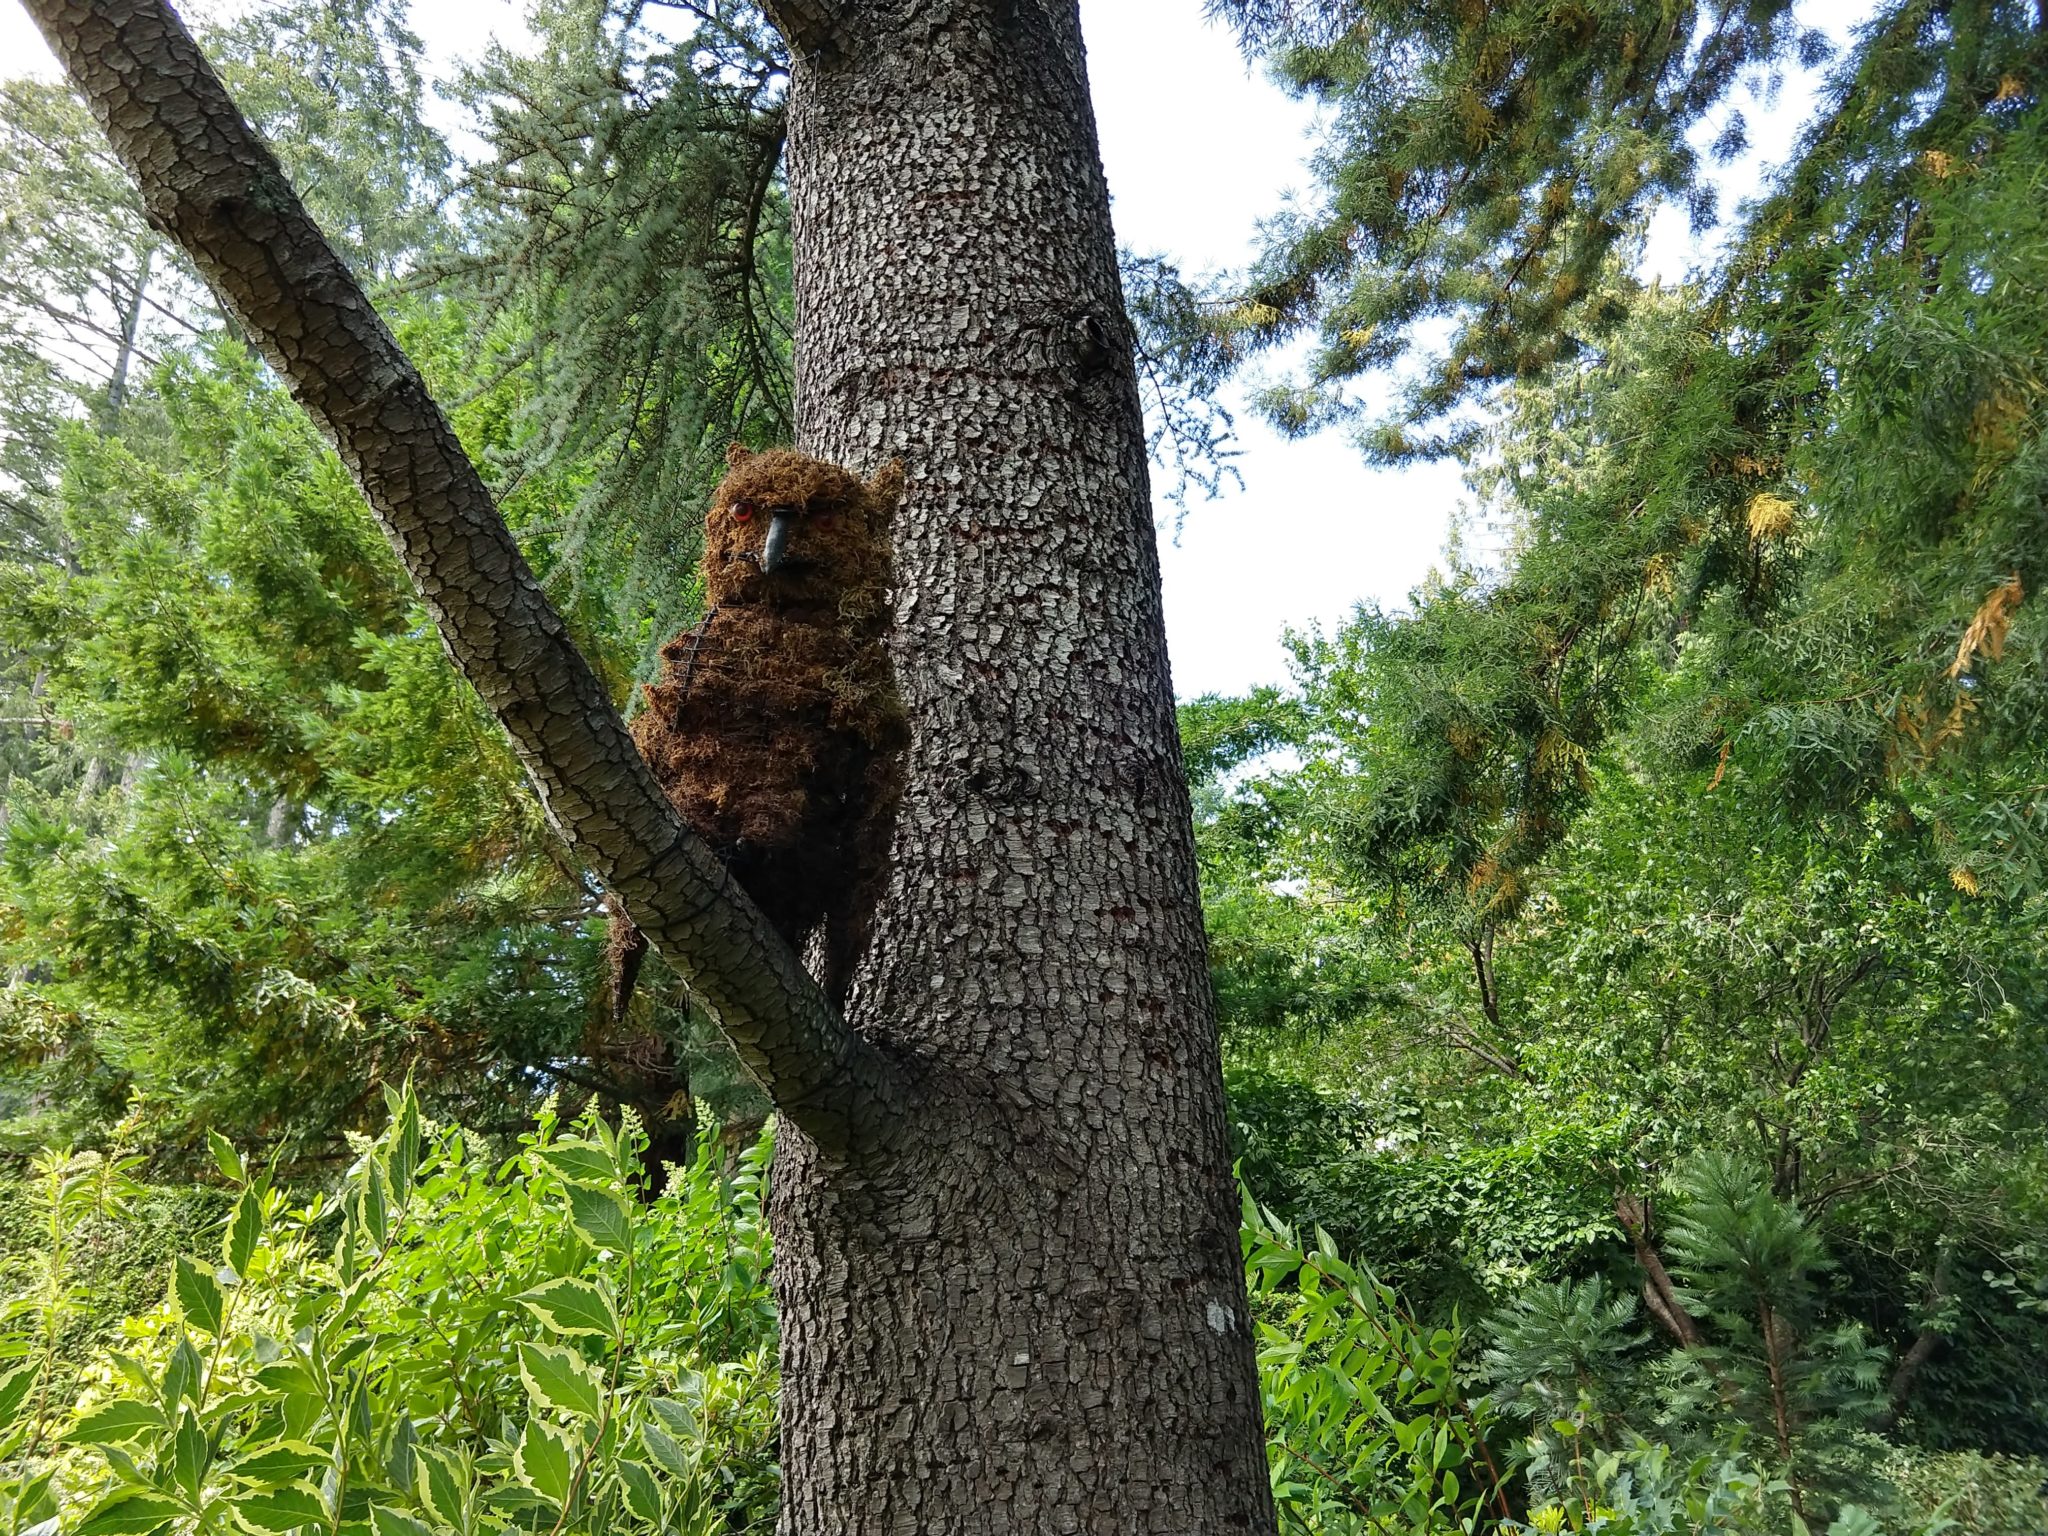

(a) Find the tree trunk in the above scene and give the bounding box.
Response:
[765,3,1273,1530]
[1881,1249,1951,1428]
[1616,1191,1704,1348]
[102,244,151,425]
[31,1,1277,1527]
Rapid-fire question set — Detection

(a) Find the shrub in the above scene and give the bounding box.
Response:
[0,1089,778,1536]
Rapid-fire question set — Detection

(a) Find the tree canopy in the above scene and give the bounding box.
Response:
[1,0,2045,1529]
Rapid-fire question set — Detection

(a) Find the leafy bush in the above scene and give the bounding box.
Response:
[0,1159,230,1365]
[1885,1448,2048,1536]
[1246,1196,1509,1532]
[1228,1070,1625,1316]
[11,1110,2017,1536]
[1,1090,778,1536]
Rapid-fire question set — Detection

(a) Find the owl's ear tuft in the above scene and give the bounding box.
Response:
[725,442,755,470]
[865,458,906,523]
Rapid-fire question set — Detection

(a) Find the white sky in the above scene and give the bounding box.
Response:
[1,0,1864,698]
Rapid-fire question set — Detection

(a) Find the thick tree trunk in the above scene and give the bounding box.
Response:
[35,0,1277,1527]
[766,3,1274,1530]
[1616,1192,1704,1348]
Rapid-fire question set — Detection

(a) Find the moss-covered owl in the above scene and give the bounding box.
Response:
[612,444,909,1010]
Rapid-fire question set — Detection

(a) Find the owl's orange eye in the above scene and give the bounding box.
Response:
[732,500,755,523]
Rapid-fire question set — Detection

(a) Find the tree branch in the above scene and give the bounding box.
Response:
[25,0,902,1154]
[1615,1192,1705,1348]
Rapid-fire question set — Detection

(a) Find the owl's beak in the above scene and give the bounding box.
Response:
[760,506,797,573]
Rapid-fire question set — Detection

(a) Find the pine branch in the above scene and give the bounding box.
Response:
[22,0,904,1155]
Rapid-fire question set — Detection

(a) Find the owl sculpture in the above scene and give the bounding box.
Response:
[611,444,909,1011]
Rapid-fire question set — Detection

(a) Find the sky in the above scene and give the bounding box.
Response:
[1078,4,1467,701]
[0,0,1863,698]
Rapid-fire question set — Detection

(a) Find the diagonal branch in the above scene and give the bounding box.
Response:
[24,0,902,1154]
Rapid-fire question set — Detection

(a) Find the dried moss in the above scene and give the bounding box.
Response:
[617,445,907,1003]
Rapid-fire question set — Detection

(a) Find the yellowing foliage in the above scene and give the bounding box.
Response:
[1949,573,2024,680]
[1745,493,1796,539]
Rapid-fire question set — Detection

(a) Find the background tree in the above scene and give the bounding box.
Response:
[0,0,772,1167]
[1182,0,2048,1482]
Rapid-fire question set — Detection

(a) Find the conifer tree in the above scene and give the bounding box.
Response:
[22,2,1278,1528]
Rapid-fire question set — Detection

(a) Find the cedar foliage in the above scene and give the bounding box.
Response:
[1187,0,2048,1511]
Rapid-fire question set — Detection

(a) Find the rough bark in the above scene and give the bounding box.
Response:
[23,0,899,1154]
[44,0,1278,1526]
[1617,1192,1705,1348]
[765,2,1275,1529]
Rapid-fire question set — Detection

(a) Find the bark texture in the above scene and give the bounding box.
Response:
[764,2,1276,1529]
[1617,1192,1706,1348]
[23,0,899,1153]
[43,0,1278,1526]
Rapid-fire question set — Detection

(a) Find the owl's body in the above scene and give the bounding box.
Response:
[620,445,907,1004]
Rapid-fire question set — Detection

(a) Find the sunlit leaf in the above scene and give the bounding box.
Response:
[69,1400,168,1446]
[518,1342,604,1420]
[565,1184,633,1253]
[535,1142,617,1189]
[72,1492,184,1536]
[518,1277,617,1339]
[228,1442,332,1484]
[229,1482,328,1534]
[513,1419,575,1505]
[225,1185,265,1277]
[175,1255,227,1336]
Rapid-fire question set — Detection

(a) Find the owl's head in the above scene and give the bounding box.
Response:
[704,444,903,610]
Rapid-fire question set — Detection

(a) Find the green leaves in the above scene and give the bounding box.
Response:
[384,1083,422,1206]
[6,1112,782,1536]
[646,1398,695,1440]
[518,1278,619,1341]
[370,1505,431,1536]
[227,1442,331,1484]
[225,1185,264,1277]
[412,1446,467,1532]
[228,1483,327,1534]
[173,1255,227,1336]
[535,1141,618,1189]
[617,1461,662,1524]
[513,1419,577,1505]
[0,1360,37,1423]
[565,1184,634,1253]
[518,1343,604,1420]
[639,1417,690,1480]
[69,1400,170,1446]
[1245,1205,1501,1533]
[208,1128,246,1184]
[71,1490,185,1536]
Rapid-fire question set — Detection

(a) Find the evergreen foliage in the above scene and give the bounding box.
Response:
[432,0,796,670]
[0,2,775,1166]
[1173,8,2048,1513]
[3,0,2047,1523]
[1204,0,1829,455]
